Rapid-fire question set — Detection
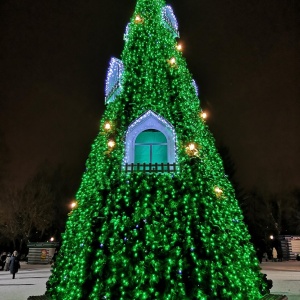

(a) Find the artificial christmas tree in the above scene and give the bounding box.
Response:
[47,0,265,299]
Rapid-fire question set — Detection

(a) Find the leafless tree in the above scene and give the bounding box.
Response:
[284,189,300,235]
[18,172,56,249]
[0,171,56,252]
[0,187,22,249]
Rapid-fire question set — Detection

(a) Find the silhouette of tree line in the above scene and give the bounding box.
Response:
[218,145,300,254]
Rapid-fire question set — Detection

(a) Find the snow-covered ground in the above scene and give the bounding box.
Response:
[261,260,300,300]
[0,261,299,300]
[0,262,51,300]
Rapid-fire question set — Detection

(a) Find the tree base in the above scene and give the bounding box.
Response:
[262,295,288,300]
[28,294,288,300]
[27,296,50,300]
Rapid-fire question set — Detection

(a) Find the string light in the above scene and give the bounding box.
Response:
[192,79,199,97]
[214,186,223,197]
[186,143,199,157]
[176,43,183,51]
[105,57,124,104]
[188,143,195,151]
[167,57,177,68]
[124,23,130,41]
[108,140,115,148]
[104,122,111,130]
[47,1,265,299]
[134,15,144,24]
[162,5,179,37]
[200,111,207,120]
[70,201,77,209]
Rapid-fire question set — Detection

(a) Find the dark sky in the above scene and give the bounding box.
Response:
[0,0,299,196]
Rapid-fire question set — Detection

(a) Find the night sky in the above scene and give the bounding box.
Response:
[0,0,299,197]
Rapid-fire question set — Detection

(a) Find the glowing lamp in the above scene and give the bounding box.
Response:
[134,15,143,24]
[214,187,223,197]
[201,111,207,119]
[104,122,111,130]
[176,44,182,51]
[169,57,176,65]
[186,143,199,157]
[71,201,77,209]
[108,140,115,148]
[50,237,54,242]
[188,143,195,151]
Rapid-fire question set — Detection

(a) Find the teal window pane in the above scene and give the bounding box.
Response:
[135,130,167,143]
[134,129,168,165]
[135,145,150,163]
[152,145,167,163]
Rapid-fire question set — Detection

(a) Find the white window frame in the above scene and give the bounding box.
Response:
[124,110,176,165]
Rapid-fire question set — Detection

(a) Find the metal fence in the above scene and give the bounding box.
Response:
[123,163,178,173]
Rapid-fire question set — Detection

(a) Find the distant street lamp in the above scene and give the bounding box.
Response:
[50,237,54,242]
[270,235,274,240]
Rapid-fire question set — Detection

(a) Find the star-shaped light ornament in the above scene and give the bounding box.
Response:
[186,143,200,157]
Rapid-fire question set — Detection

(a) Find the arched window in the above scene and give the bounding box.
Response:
[135,129,168,164]
[124,110,176,171]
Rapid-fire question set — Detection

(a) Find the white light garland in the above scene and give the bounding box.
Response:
[124,23,130,42]
[192,79,199,97]
[162,5,179,38]
[105,57,124,104]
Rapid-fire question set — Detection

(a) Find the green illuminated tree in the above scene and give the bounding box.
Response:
[47,0,265,299]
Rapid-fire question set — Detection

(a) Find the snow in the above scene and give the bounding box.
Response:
[261,261,300,300]
[0,262,51,300]
[0,261,299,300]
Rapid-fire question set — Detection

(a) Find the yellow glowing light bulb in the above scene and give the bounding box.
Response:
[71,201,77,209]
[104,122,111,130]
[176,44,182,51]
[108,140,115,148]
[188,143,195,151]
[169,57,176,65]
[214,187,223,194]
[135,15,143,24]
[201,111,207,119]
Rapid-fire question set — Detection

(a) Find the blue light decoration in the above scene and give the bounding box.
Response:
[162,5,179,38]
[192,79,199,97]
[105,57,124,104]
[124,23,130,42]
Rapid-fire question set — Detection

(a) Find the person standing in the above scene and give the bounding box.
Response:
[4,253,11,271]
[272,247,278,262]
[0,252,7,270]
[9,251,20,279]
